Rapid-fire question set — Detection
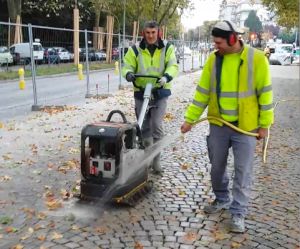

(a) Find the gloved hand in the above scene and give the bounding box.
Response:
[158,76,168,87]
[126,72,135,82]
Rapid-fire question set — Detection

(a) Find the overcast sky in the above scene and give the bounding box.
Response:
[181,0,222,30]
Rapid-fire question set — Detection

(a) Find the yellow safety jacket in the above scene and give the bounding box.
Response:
[185,45,274,131]
[122,39,178,93]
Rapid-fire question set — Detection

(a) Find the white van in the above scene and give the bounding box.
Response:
[9,42,44,64]
[269,44,293,65]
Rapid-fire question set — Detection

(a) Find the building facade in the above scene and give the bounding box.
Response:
[218,0,274,29]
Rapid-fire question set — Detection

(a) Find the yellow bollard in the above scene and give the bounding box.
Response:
[18,68,25,90]
[114,61,119,75]
[78,64,84,80]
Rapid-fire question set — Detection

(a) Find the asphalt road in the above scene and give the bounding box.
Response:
[0,61,298,122]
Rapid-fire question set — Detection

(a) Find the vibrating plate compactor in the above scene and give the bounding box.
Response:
[80,75,160,205]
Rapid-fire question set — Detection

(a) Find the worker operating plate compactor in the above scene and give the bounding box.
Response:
[80,75,161,205]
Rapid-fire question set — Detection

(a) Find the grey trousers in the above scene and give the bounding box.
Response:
[207,124,257,216]
[134,97,168,140]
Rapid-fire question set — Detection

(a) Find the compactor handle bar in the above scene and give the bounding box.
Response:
[134,74,160,81]
[106,110,128,123]
[132,74,162,90]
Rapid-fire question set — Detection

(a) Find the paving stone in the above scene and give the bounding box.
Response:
[179,244,195,249]
[164,242,180,248]
[149,230,163,236]
[65,242,80,248]
[165,235,177,242]
[70,235,84,243]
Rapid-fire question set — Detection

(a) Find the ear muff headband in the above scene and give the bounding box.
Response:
[224,20,237,46]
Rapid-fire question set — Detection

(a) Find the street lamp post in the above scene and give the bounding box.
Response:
[122,0,126,63]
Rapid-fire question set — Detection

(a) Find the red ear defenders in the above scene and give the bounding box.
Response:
[141,28,162,39]
[224,20,237,46]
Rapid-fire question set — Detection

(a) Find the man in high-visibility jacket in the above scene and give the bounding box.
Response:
[122,20,178,175]
[181,20,274,233]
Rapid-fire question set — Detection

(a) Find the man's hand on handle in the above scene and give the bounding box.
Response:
[158,76,167,87]
[181,122,193,133]
[126,72,136,82]
[257,127,269,140]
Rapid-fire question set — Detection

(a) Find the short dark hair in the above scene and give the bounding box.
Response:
[211,28,231,39]
[143,20,159,29]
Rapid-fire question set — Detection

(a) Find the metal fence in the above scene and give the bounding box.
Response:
[0,21,211,115]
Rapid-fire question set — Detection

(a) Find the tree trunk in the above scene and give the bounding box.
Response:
[94,11,100,27]
[93,11,101,49]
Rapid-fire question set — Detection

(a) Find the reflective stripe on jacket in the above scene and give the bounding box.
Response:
[185,45,274,131]
[122,40,178,92]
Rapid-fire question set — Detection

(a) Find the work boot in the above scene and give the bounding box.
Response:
[143,137,153,150]
[230,214,245,233]
[203,199,231,214]
[152,153,163,175]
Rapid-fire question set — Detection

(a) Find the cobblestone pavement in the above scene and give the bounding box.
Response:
[0,66,299,249]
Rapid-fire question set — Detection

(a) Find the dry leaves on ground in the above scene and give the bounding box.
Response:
[51,231,63,240]
[134,241,144,249]
[183,231,198,243]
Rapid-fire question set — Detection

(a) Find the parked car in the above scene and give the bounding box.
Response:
[79,48,97,61]
[112,48,119,60]
[95,49,106,61]
[43,47,60,64]
[0,46,13,65]
[9,42,44,64]
[53,47,71,62]
[269,44,293,65]
[292,47,299,65]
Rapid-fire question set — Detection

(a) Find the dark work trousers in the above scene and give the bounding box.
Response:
[134,96,168,140]
[206,124,257,217]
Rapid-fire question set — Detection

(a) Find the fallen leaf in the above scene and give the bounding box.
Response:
[183,231,197,242]
[60,189,72,200]
[51,231,63,240]
[5,226,18,233]
[180,163,190,170]
[213,231,228,240]
[37,235,46,241]
[94,226,107,234]
[2,154,12,160]
[45,199,62,210]
[0,175,12,182]
[47,163,55,170]
[0,216,13,224]
[134,241,144,249]
[178,189,186,196]
[231,242,241,248]
[68,148,79,154]
[164,113,175,122]
[20,227,34,240]
[71,225,79,230]
[37,212,47,220]
[12,244,24,249]
[20,208,35,218]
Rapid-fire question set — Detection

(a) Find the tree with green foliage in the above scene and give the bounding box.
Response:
[244,10,263,33]
[6,0,22,22]
[278,29,297,44]
[199,20,218,42]
[261,0,299,30]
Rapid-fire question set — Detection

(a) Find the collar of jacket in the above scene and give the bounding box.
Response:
[139,38,165,50]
